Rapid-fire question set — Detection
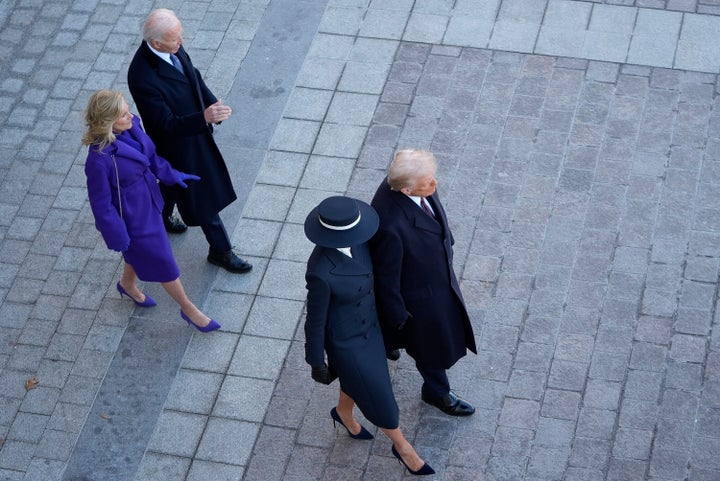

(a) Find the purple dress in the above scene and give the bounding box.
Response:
[85,116,181,282]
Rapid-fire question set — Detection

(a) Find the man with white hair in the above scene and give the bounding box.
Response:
[370,149,477,416]
[127,8,251,273]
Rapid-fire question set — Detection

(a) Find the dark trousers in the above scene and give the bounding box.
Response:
[417,364,450,400]
[163,195,231,253]
[201,214,232,253]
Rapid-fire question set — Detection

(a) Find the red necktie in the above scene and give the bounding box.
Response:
[421,198,435,219]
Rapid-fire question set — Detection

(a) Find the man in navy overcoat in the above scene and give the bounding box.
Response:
[370,149,477,416]
[127,8,251,273]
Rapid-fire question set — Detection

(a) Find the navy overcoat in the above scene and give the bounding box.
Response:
[370,179,477,370]
[304,243,399,429]
[85,116,182,282]
[127,42,236,225]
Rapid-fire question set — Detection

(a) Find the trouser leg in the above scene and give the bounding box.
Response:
[160,184,177,219]
[200,214,232,252]
[416,364,450,400]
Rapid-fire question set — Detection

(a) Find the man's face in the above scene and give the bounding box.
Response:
[152,22,183,54]
[406,170,438,198]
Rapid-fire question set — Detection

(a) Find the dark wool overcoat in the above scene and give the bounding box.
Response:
[370,179,477,370]
[304,243,399,429]
[127,42,236,225]
[85,116,181,282]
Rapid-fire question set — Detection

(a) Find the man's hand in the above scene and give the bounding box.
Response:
[204,100,232,124]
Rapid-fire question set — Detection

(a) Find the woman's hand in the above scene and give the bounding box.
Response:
[176,172,200,188]
[311,364,333,384]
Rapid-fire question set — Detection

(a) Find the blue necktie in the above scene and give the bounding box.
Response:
[170,54,184,74]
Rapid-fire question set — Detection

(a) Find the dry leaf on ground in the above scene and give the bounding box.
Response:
[24,376,39,391]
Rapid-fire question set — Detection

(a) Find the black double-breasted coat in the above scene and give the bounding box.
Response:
[127,42,236,225]
[304,243,399,429]
[370,179,477,370]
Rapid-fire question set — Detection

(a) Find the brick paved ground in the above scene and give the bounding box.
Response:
[264,44,720,480]
[1,1,720,480]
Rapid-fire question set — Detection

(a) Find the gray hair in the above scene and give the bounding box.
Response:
[142,8,180,42]
[387,149,437,191]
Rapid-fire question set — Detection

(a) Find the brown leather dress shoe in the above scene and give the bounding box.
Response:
[207,249,252,273]
[164,215,187,234]
[421,390,475,416]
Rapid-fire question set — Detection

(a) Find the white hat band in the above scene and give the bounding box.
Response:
[319,212,361,231]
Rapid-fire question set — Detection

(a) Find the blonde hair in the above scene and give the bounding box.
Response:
[143,8,179,43]
[81,89,124,151]
[387,149,437,191]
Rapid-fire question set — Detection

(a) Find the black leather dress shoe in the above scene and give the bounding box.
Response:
[386,349,401,361]
[164,215,187,234]
[207,249,252,273]
[421,391,475,416]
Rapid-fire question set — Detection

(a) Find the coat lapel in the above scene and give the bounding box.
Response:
[325,248,372,276]
[140,41,188,84]
[393,191,443,235]
[175,46,207,111]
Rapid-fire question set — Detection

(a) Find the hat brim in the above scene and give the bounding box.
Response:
[304,199,379,248]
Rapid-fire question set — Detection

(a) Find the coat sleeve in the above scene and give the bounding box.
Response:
[304,272,330,367]
[134,122,182,186]
[128,71,212,138]
[192,64,218,108]
[85,151,130,251]
[149,151,182,187]
[369,227,409,328]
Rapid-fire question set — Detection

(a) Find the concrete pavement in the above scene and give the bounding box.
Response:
[1,0,720,480]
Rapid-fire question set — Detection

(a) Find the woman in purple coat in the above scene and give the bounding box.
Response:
[82,89,220,332]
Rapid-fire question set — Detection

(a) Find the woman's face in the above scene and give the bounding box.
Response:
[111,99,133,133]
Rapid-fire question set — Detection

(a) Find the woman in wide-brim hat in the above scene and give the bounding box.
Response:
[303,196,434,476]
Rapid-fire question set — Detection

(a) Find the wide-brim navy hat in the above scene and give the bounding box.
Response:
[304,196,379,248]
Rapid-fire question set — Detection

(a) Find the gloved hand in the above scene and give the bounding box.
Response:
[311,364,334,385]
[176,172,200,188]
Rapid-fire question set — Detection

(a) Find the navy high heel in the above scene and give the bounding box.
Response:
[116,283,156,307]
[391,445,435,476]
[330,407,373,440]
[180,310,221,333]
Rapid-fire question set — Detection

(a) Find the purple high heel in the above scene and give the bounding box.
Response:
[116,283,156,307]
[180,310,221,333]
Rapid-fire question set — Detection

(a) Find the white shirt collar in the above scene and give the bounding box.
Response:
[404,194,423,208]
[336,247,352,258]
[147,43,173,65]
[404,194,434,215]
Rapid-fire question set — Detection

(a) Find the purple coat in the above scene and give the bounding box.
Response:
[85,116,182,282]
